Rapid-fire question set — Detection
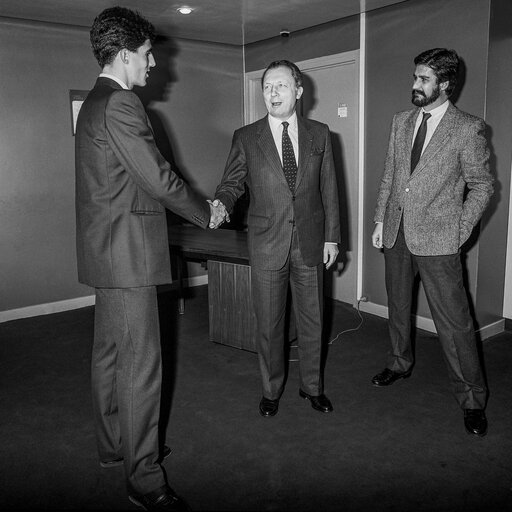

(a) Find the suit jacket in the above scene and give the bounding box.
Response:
[215,115,340,270]
[374,102,493,256]
[75,77,209,288]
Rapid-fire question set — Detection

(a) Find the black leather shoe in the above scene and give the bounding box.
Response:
[259,396,279,417]
[464,409,488,437]
[100,445,171,468]
[371,368,411,387]
[129,484,191,511]
[299,389,333,413]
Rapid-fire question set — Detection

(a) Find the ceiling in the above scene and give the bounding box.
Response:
[0,0,411,45]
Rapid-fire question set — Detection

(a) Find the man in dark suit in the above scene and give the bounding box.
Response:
[213,60,340,417]
[75,7,225,511]
[371,48,494,437]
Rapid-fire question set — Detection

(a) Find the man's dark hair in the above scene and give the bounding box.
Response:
[90,6,155,68]
[261,60,303,89]
[414,48,459,97]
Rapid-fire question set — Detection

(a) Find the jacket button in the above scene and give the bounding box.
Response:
[398,207,402,211]
[405,188,410,192]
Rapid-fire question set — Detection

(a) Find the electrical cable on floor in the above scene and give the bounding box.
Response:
[328,299,364,345]
[288,299,365,361]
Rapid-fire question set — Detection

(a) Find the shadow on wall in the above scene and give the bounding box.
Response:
[135,35,204,227]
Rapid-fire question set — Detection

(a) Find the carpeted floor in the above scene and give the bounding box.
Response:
[0,285,511,511]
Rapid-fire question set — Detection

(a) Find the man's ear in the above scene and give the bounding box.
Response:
[120,49,130,64]
[439,80,449,92]
[296,86,304,100]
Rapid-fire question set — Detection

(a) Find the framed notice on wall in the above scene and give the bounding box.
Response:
[69,90,89,136]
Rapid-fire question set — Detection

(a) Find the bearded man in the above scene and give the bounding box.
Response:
[371,48,494,438]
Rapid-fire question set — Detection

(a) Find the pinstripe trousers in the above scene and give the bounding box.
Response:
[251,228,324,400]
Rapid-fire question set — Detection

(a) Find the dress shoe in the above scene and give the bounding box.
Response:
[371,368,411,387]
[129,484,191,511]
[299,389,333,413]
[100,445,171,468]
[464,409,488,437]
[259,396,279,417]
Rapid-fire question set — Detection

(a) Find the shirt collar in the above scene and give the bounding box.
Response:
[268,111,298,131]
[421,99,450,118]
[99,73,129,90]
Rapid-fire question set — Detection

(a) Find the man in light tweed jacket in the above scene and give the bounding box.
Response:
[214,60,340,417]
[371,48,494,437]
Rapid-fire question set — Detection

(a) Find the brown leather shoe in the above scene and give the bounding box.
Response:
[259,396,279,417]
[299,389,333,413]
[464,409,488,437]
[371,368,412,387]
[129,484,191,511]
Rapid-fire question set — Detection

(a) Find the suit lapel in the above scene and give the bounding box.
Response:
[400,109,419,167]
[411,103,457,177]
[295,116,313,191]
[256,116,288,184]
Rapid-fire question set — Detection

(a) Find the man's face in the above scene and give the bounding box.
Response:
[126,39,155,89]
[411,64,446,110]
[262,66,303,120]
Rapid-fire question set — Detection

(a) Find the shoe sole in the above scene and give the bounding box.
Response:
[299,390,333,413]
[466,430,487,437]
[99,459,124,469]
[372,372,411,387]
[465,427,488,437]
[259,408,278,417]
[128,496,145,509]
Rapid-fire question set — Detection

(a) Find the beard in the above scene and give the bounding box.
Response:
[411,84,441,107]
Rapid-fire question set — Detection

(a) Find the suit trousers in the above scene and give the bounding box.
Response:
[383,221,487,409]
[251,228,324,400]
[92,286,166,495]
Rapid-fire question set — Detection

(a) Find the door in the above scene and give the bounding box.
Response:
[244,51,360,305]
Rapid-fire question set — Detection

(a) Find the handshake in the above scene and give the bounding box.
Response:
[207,199,230,229]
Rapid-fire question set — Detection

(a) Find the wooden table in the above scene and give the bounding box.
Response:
[168,224,257,352]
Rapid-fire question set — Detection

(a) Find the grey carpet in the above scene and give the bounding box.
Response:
[0,285,511,511]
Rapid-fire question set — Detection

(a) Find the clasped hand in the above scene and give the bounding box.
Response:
[207,199,230,229]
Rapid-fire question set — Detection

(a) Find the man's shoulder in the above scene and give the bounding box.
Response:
[449,104,484,126]
[393,107,418,122]
[233,117,267,138]
[300,116,330,134]
[104,87,143,114]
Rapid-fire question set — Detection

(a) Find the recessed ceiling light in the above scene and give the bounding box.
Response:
[177,6,194,15]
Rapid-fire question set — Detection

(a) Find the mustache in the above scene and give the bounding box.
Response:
[412,90,426,97]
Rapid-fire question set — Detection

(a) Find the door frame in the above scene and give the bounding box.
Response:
[243,50,365,306]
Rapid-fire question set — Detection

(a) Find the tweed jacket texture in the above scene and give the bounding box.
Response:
[374,102,493,256]
[215,115,341,270]
[75,77,209,288]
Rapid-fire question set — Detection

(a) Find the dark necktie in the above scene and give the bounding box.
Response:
[281,121,297,191]
[410,112,431,172]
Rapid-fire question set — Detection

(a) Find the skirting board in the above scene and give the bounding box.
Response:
[0,274,208,323]
[358,300,505,341]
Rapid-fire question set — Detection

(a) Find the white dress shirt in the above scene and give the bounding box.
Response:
[268,112,299,166]
[412,99,450,155]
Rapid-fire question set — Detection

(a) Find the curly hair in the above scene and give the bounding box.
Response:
[414,48,459,97]
[261,60,303,89]
[90,6,155,68]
